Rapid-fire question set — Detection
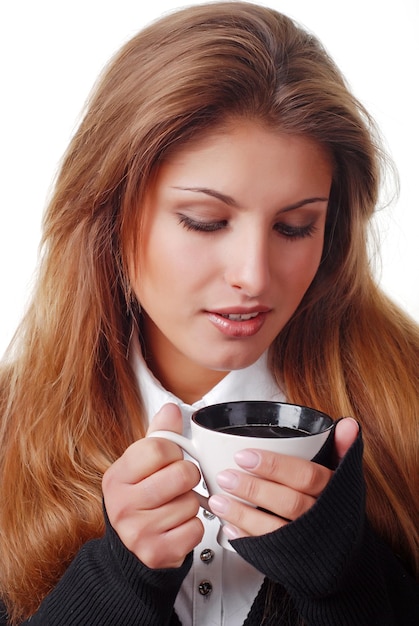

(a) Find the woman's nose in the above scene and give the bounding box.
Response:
[224,231,271,297]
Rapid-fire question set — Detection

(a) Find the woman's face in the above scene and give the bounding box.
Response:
[130,120,332,400]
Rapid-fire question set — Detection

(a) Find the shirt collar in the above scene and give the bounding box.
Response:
[129,332,285,435]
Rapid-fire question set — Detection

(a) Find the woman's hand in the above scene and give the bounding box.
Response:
[102,403,204,569]
[208,417,359,541]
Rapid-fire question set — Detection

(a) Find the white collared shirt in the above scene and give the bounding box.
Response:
[130,336,285,626]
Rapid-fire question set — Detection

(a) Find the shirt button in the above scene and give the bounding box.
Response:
[200,548,215,563]
[203,509,216,520]
[198,580,213,596]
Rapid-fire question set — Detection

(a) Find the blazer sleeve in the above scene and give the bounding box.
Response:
[10,514,190,625]
[231,431,419,626]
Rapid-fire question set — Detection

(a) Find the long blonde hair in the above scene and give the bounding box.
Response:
[1,2,418,622]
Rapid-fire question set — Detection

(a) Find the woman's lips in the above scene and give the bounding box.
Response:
[206,310,268,337]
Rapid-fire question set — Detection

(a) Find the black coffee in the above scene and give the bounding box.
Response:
[216,424,309,438]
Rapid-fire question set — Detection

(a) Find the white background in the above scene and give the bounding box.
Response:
[1,0,418,356]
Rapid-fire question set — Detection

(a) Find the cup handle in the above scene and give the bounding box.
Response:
[147,430,210,510]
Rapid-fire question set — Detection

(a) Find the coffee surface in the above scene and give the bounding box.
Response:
[215,424,309,438]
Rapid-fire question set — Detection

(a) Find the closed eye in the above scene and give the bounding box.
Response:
[274,221,318,240]
[177,214,228,232]
[274,222,317,240]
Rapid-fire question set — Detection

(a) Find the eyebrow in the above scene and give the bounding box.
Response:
[172,186,329,212]
[173,186,238,207]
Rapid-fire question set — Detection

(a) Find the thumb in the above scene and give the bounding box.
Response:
[146,402,184,436]
[334,417,359,465]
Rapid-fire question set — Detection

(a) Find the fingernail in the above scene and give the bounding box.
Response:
[216,470,239,490]
[208,495,229,515]
[234,449,260,469]
[223,524,240,540]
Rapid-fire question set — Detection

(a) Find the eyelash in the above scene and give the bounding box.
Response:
[177,214,318,240]
[274,222,318,240]
[178,214,228,233]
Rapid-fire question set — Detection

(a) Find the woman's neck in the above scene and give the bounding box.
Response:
[140,319,228,404]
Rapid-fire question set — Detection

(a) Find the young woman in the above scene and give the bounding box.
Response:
[0,2,418,624]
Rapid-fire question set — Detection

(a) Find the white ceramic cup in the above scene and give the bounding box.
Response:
[148,401,334,550]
